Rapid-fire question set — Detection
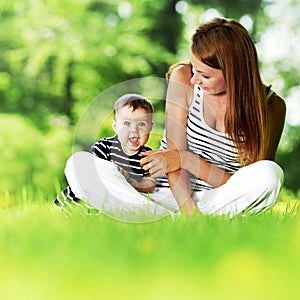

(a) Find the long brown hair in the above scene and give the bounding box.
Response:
[191,18,268,165]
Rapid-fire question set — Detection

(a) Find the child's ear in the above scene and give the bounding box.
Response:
[112,119,117,133]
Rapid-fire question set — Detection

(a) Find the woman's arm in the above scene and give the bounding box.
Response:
[265,93,286,160]
[140,65,232,212]
[164,65,199,213]
[181,151,232,187]
[141,149,232,187]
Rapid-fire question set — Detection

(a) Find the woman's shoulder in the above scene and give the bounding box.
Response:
[166,61,193,87]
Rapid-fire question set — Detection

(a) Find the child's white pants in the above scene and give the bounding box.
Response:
[64,151,283,222]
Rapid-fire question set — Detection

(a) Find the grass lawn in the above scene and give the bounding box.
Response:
[0,191,299,300]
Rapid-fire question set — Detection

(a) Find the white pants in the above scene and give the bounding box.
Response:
[65,151,283,222]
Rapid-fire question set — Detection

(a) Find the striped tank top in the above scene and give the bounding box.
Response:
[157,84,241,191]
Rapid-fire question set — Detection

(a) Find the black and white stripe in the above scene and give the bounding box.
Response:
[54,135,152,210]
[156,85,241,191]
[90,136,152,181]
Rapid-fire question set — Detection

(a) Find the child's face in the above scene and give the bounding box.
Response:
[112,105,153,155]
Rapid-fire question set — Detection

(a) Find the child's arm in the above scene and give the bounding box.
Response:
[131,176,156,193]
[117,166,155,193]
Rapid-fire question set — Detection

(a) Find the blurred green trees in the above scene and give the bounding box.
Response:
[0,114,71,197]
[0,0,299,197]
[0,0,180,126]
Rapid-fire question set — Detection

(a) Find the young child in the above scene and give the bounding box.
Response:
[54,93,155,214]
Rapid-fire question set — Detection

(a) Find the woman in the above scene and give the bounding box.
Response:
[140,17,286,216]
[64,18,286,221]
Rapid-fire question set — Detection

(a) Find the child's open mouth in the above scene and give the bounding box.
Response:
[129,137,139,146]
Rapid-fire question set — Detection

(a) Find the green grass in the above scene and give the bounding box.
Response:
[0,190,300,300]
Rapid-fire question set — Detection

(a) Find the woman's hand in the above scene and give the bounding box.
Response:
[140,149,182,178]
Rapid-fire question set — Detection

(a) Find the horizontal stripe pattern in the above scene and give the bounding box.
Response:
[187,86,240,190]
[54,136,152,208]
[156,85,241,191]
[90,136,152,181]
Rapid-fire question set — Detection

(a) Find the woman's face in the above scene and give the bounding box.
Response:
[190,52,227,96]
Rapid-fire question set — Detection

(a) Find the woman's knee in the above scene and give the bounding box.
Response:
[228,160,284,193]
[252,160,284,191]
